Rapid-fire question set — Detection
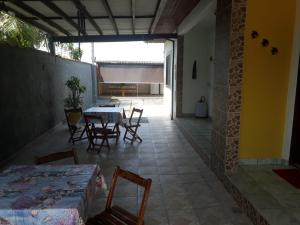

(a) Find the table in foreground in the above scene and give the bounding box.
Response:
[0,164,101,225]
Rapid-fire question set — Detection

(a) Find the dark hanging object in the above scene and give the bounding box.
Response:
[192,60,197,80]
[271,47,279,55]
[251,30,259,39]
[262,39,269,47]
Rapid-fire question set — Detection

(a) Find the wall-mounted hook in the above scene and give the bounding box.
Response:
[262,39,269,47]
[251,31,259,39]
[271,47,279,55]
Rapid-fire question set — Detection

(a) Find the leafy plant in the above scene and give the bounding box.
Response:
[0,12,47,48]
[64,76,86,109]
[68,44,83,60]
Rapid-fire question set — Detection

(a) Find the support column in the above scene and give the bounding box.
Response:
[47,36,55,55]
[211,0,247,176]
[176,36,184,117]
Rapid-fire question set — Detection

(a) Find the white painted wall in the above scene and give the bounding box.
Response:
[182,22,215,116]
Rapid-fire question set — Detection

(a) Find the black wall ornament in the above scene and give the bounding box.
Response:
[192,60,197,80]
[251,30,259,39]
[271,47,279,55]
[262,39,269,47]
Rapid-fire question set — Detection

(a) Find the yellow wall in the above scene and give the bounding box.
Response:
[240,0,296,159]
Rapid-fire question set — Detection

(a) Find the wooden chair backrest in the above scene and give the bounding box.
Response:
[129,108,143,125]
[98,104,116,107]
[64,108,83,128]
[35,148,78,165]
[84,114,106,129]
[106,166,152,225]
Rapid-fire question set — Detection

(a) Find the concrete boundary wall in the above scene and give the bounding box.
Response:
[0,44,96,162]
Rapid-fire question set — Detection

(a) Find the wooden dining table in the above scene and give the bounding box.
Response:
[0,164,104,225]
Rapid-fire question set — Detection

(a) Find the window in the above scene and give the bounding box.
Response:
[165,54,171,86]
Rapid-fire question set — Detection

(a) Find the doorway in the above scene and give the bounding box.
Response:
[290,57,300,166]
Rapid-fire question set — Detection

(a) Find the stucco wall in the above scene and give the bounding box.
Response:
[0,44,96,162]
[240,0,296,159]
[182,22,215,116]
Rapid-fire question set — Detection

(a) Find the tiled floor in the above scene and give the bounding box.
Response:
[230,166,300,225]
[6,116,252,225]
[173,117,300,225]
[175,117,212,165]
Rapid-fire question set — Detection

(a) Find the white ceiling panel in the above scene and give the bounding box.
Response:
[25,1,58,17]
[135,18,151,29]
[81,0,106,16]
[136,0,158,16]
[54,1,79,16]
[4,2,35,17]
[108,0,131,16]
[115,19,131,29]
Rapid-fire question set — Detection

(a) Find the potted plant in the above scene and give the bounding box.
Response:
[64,76,86,109]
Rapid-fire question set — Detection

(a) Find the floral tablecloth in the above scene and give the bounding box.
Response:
[0,164,101,225]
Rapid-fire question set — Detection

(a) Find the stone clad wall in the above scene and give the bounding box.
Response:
[212,0,247,175]
[0,44,96,163]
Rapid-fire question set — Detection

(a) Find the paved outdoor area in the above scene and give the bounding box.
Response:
[6,114,252,225]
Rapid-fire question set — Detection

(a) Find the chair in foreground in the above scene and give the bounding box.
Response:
[86,166,152,225]
[64,108,87,144]
[35,148,78,165]
[123,108,143,144]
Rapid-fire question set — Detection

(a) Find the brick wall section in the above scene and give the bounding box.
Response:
[176,36,184,117]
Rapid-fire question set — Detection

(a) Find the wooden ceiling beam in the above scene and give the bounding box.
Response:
[100,0,119,35]
[131,0,136,35]
[0,3,57,36]
[71,0,103,35]
[7,0,70,35]
[40,0,86,35]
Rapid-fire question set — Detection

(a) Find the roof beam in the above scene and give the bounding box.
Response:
[148,0,168,34]
[52,33,177,43]
[100,0,119,35]
[71,0,103,35]
[22,15,154,20]
[39,0,86,35]
[7,0,70,35]
[131,0,135,34]
[0,3,57,36]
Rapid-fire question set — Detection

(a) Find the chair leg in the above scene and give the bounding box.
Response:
[123,129,128,141]
[97,138,106,153]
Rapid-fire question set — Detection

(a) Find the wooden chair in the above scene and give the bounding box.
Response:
[98,104,119,135]
[86,166,152,225]
[123,108,143,144]
[35,148,78,165]
[64,108,87,144]
[84,115,118,153]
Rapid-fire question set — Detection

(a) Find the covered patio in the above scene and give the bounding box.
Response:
[5,108,252,225]
[1,0,300,224]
